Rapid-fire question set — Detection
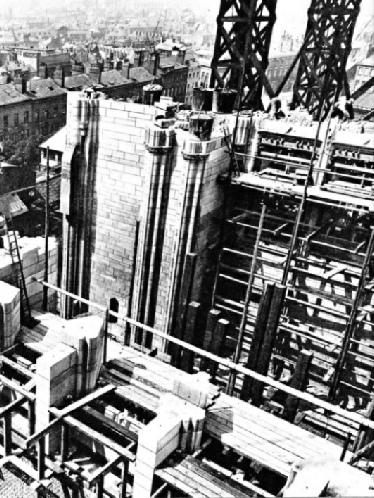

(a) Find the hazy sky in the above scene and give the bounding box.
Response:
[2,0,373,37]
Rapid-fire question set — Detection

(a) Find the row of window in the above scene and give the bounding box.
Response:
[188,71,209,79]
[164,86,185,97]
[354,79,374,92]
[2,107,62,129]
[357,66,374,77]
[0,122,61,143]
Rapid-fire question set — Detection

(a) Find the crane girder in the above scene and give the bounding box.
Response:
[210,0,277,110]
[293,0,362,120]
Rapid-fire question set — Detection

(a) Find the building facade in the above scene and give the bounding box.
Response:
[353,55,374,92]
[185,62,211,105]
[0,79,67,145]
[266,52,299,94]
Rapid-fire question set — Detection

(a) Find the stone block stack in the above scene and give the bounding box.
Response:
[133,371,210,498]
[63,314,105,395]
[35,344,77,453]
[133,413,182,498]
[0,281,20,351]
[0,236,59,310]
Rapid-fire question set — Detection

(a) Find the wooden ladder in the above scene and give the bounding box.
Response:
[3,211,34,327]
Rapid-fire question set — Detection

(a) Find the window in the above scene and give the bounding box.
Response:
[25,129,30,138]
[14,113,19,126]
[3,115,8,129]
[35,110,40,122]
[24,111,29,123]
[109,298,119,323]
[54,106,58,117]
[357,66,363,75]
[45,109,49,120]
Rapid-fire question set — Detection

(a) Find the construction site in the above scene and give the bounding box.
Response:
[0,0,374,497]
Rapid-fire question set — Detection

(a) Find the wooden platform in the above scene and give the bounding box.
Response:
[206,393,348,477]
[19,312,350,481]
[155,454,253,498]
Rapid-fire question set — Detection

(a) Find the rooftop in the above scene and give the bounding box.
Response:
[0,83,29,105]
[359,55,374,67]
[28,77,67,98]
[40,126,66,152]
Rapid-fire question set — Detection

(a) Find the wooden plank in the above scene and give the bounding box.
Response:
[28,399,35,437]
[3,413,12,456]
[156,467,211,498]
[87,454,122,485]
[184,457,251,498]
[0,355,34,379]
[283,350,314,422]
[96,475,104,498]
[210,319,229,380]
[0,373,36,401]
[60,423,69,463]
[27,385,116,448]
[227,203,267,396]
[52,412,135,461]
[200,310,221,371]
[0,396,26,418]
[207,395,344,460]
[121,459,129,498]
[170,253,197,367]
[241,282,274,401]
[180,302,200,374]
[322,264,348,279]
[37,437,46,481]
[82,406,139,443]
[353,397,374,454]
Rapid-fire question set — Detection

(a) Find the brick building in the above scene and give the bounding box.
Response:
[0,79,67,145]
[353,55,374,92]
[158,58,188,103]
[266,51,299,93]
[14,48,72,78]
[63,66,156,101]
[185,61,212,105]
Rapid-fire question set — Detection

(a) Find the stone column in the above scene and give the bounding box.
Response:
[35,344,77,454]
[0,281,20,352]
[131,125,175,347]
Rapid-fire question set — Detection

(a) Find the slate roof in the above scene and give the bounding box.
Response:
[129,66,154,82]
[354,90,374,110]
[0,83,29,105]
[359,55,374,67]
[65,73,95,89]
[28,78,67,98]
[100,69,131,86]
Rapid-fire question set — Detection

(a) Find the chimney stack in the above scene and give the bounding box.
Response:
[89,64,102,84]
[39,63,48,79]
[153,51,160,77]
[54,65,65,88]
[122,61,130,80]
[15,76,27,94]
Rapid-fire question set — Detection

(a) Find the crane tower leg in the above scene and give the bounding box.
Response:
[210,0,278,110]
[293,0,362,120]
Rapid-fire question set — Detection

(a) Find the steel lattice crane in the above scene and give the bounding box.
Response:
[293,0,362,120]
[210,0,277,110]
[211,0,362,119]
